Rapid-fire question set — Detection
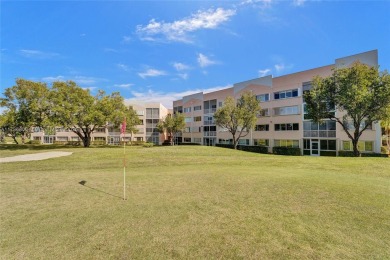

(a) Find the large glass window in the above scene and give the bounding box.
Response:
[194,116,202,122]
[194,105,202,111]
[275,123,299,131]
[256,93,270,102]
[255,124,269,131]
[254,139,269,146]
[274,89,299,100]
[273,106,299,116]
[183,107,191,113]
[185,117,192,123]
[343,141,374,152]
[257,108,270,117]
[274,139,299,148]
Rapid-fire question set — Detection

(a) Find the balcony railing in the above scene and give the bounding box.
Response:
[203,120,215,125]
[303,131,336,138]
[204,108,217,114]
[204,131,217,137]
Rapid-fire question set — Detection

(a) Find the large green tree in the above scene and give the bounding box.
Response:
[124,106,142,144]
[214,91,261,149]
[50,81,126,147]
[0,79,50,144]
[157,113,185,145]
[304,62,390,156]
[381,104,390,153]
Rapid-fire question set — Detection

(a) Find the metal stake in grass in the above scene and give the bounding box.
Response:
[121,118,127,200]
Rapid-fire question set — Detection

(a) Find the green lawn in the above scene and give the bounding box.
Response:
[1,145,389,259]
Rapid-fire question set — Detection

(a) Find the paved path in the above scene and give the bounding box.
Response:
[0,151,73,163]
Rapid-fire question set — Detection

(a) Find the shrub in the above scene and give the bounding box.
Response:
[27,140,41,145]
[273,146,301,156]
[143,142,154,148]
[338,151,388,157]
[238,145,268,154]
[320,151,337,157]
[132,141,146,146]
[381,146,389,154]
[91,140,106,146]
[215,144,234,149]
[215,144,269,154]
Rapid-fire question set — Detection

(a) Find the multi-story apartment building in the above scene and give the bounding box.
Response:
[173,50,382,156]
[30,102,170,145]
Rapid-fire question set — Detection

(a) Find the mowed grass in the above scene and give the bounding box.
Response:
[0,145,389,259]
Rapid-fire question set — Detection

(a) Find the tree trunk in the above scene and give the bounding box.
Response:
[82,133,91,147]
[21,134,26,144]
[352,139,360,157]
[12,135,18,144]
[232,134,238,149]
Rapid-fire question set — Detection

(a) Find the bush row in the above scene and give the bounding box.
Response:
[338,151,388,157]
[215,144,269,154]
[272,146,301,156]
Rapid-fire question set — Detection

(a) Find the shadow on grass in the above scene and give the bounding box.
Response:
[0,144,124,151]
[78,180,123,199]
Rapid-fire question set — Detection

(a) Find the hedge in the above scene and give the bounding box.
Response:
[178,142,201,146]
[272,146,301,156]
[215,144,269,154]
[338,151,388,157]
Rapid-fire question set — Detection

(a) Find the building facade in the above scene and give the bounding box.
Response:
[173,50,381,155]
[30,102,170,145]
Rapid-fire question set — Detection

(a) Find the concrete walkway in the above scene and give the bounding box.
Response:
[0,151,73,163]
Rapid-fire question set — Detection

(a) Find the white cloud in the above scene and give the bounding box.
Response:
[178,73,189,80]
[136,8,236,43]
[138,69,167,79]
[293,0,306,6]
[125,84,232,109]
[258,68,271,77]
[197,53,217,68]
[117,63,130,72]
[41,75,105,85]
[19,49,60,59]
[173,62,190,71]
[274,63,285,72]
[122,36,132,43]
[114,83,133,88]
[241,0,273,8]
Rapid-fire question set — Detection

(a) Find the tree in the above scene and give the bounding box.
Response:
[381,104,390,153]
[304,61,390,156]
[124,106,142,144]
[157,113,185,145]
[0,79,50,144]
[0,108,20,144]
[50,81,126,147]
[214,91,261,149]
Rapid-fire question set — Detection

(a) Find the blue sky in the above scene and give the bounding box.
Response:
[1,0,389,108]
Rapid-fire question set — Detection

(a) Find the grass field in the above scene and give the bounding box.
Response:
[0,145,389,259]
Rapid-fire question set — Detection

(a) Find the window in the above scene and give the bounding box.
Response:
[136,110,145,116]
[183,107,191,113]
[255,124,269,131]
[256,93,270,102]
[274,123,299,131]
[194,105,202,111]
[254,139,269,146]
[185,117,192,123]
[184,127,191,133]
[218,101,223,107]
[273,106,299,116]
[258,108,270,117]
[184,138,191,142]
[273,89,299,100]
[56,136,68,141]
[71,137,80,141]
[194,138,202,143]
[343,141,374,152]
[194,116,202,122]
[320,140,336,151]
[238,139,249,145]
[274,139,299,148]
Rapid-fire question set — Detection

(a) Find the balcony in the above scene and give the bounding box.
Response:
[303,131,336,138]
[203,120,215,125]
[204,108,217,114]
[204,131,216,137]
